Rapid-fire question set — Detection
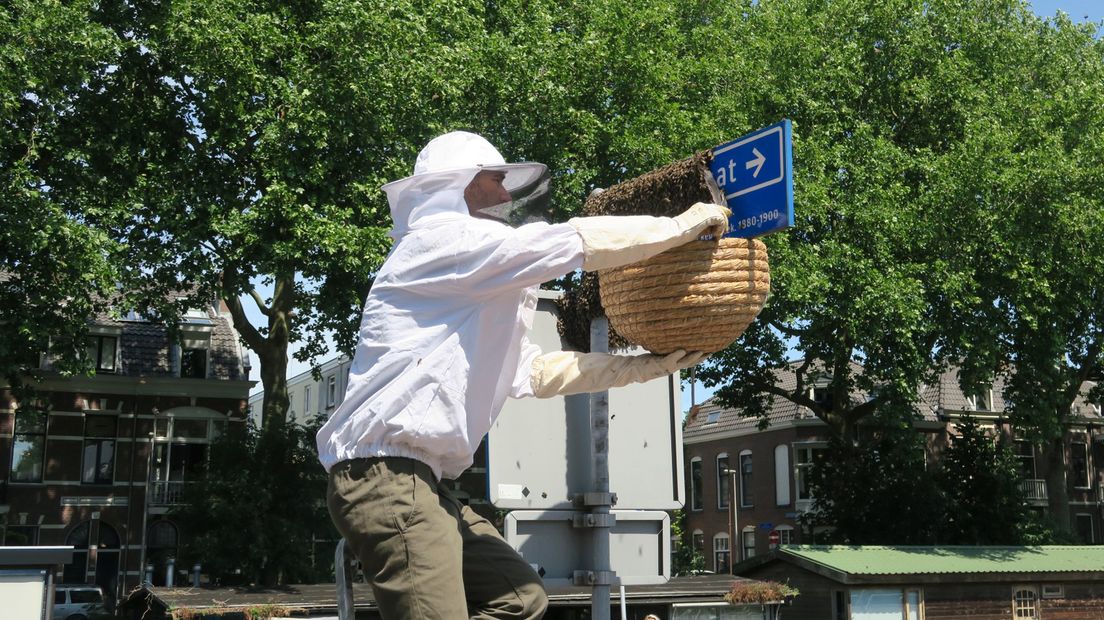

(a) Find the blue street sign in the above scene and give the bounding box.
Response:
[710,119,794,238]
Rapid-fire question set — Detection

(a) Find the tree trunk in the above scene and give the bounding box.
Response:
[1043,435,1070,535]
[259,274,294,429]
[220,269,294,429]
[259,346,290,429]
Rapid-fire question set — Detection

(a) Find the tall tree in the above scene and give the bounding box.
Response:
[938,416,1046,545]
[804,420,945,544]
[173,415,332,585]
[693,1,1102,446]
[0,1,120,387]
[934,12,1104,531]
[52,0,505,427]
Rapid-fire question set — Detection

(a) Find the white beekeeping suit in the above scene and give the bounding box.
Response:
[317,131,729,480]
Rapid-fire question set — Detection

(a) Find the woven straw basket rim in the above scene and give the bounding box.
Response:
[599,237,770,354]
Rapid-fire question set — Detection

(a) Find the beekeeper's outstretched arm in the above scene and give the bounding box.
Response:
[568,202,732,272]
[527,349,708,398]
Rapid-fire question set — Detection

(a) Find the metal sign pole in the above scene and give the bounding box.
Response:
[589,317,613,620]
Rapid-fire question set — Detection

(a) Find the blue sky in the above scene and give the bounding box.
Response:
[1028,0,1103,28]
[246,1,1103,406]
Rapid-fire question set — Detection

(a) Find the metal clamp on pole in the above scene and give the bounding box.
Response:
[572,492,618,508]
[573,570,619,587]
[572,513,617,528]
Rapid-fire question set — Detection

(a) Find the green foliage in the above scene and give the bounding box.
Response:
[692,0,1104,445]
[938,416,1045,544]
[805,415,1057,544]
[172,415,334,586]
[0,0,121,385]
[670,509,706,576]
[803,424,946,544]
[927,1,1104,528]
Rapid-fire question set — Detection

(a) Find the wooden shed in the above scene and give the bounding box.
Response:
[736,545,1104,619]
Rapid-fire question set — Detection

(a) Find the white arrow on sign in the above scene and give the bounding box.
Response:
[746,147,766,178]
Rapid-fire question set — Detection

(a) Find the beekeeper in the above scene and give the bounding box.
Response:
[317,131,730,619]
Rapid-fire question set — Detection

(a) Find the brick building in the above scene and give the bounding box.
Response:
[0,299,253,609]
[682,363,1102,573]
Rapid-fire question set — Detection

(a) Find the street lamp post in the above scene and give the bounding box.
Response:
[724,468,738,574]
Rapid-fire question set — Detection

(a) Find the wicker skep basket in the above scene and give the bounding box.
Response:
[578,150,771,354]
[598,237,770,354]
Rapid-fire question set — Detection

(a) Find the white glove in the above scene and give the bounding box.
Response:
[568,202,732,272]
[530,349,709,398]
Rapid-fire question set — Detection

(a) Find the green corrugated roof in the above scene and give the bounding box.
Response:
[780,546,1104,574]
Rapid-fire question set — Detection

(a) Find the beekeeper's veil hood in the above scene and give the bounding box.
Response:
[383,131,550,238]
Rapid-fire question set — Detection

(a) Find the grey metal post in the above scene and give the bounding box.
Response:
[590,317,612,620]
[335,538,355,620]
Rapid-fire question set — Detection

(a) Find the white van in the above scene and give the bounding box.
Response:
[52,584,108,620]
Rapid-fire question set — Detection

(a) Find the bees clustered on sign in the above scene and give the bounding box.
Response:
[556,151,719,352]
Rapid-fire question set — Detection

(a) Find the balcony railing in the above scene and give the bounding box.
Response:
[1021,479,1048,502]
[148,481,193,506]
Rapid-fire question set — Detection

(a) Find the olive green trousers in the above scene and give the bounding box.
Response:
[327,457,548,620]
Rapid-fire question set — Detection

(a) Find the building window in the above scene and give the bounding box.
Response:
[3,524,39,545]
[691,530,704,555]
[965,389,992,412]
[147,520,180,586]
[689,458,703,511]
[1075,513,1095,544]
[811,386,834,412]
[327,375,337,407]
[1071,441,1090,488]
[82,415,117,484]
[906,589,921,620]
[1015,441,1036,479]
[304,385,312,416]
[1041,585,1064,599]
[1013,587,1038,619]
[741,528,755,560]
[795,443,825,503]
[850,589,923,620]
[85,335,117,373]
[712,534,730,573]
[716,454,730,509]
[780,526,795,546]
[705,409,721,424]
[63,521,120,586]
[10,406,47,482]
[739,451,753,507]
[180,347,208,378]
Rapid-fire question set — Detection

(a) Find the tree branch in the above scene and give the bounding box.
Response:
[1066,332,1104,405]
[749,372,825,421]
[220,265,267,353]
[770,320,809,339]
[249,289,272,317]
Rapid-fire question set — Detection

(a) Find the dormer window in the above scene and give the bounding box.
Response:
[810,386,834,412]
[86,335,118,373]
[177,314,214,379]
[181,347,208,379]
[705,409,721,424]
[183,307,212,322]
[965,389,992,412]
